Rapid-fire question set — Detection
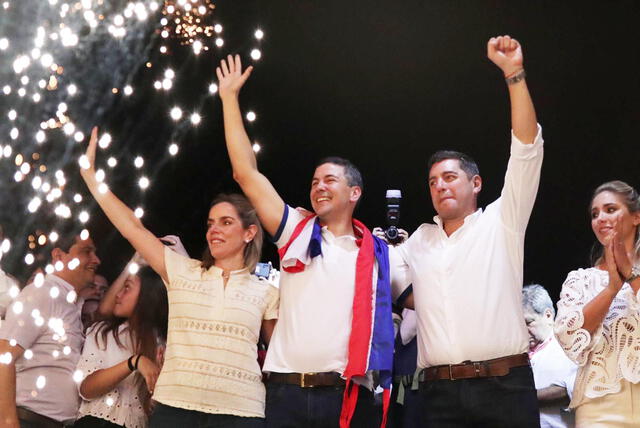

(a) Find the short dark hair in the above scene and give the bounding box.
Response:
[54,233,82,253]
[427,150,479,179]
[315,157,363,190]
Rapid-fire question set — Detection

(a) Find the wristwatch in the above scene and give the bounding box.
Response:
[626,265,640,283]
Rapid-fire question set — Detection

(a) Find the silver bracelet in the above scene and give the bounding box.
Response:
[505,69,526,85]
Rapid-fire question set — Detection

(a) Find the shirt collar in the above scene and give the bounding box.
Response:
[207,265,250,278]
[433,208,483,231]
[46,274,84,306]
[320,224,361,242]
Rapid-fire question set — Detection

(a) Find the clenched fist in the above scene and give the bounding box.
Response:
[487,35,524,77]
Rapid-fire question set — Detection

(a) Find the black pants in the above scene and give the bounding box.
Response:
[73,415,123,428]
[149,403,265,428]
[420,365,540,428]
[265,383,382,428]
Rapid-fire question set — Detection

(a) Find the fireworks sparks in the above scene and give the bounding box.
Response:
[0,10,268,396]
[161,0,216,47]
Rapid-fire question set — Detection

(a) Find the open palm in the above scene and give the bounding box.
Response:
[216,54,253,100]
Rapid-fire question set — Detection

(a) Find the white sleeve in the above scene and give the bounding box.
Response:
[389,245,411,302]
[274,205,306,249]
[499,124,544,233]
[554,270,600,365]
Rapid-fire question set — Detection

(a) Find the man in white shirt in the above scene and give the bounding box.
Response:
[523,284,577,428]
[0,232,100,427]
[217,55,392,427]
[391,35,543,427]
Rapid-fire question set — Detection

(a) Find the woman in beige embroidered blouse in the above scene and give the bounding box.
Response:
[80,128,278,427]
[555,180,640,427]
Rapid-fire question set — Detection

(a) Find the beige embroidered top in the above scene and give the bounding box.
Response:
[153,247,279,417]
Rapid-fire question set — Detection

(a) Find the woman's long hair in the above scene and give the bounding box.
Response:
[94,266,168,414]
[201,193,263,272]
[590,180,640,266]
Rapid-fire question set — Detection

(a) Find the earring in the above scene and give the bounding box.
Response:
[245,239,252,243]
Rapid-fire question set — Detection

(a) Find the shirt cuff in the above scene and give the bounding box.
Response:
[510,123,543,159]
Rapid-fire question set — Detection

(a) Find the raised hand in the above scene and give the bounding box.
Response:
[216,54,253,100]
[487,35,524,77]
[79,126,99,180]
[160,235,189,258]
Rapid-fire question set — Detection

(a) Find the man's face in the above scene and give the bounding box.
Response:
[428,159,480,222]
[310,163,361,221]
[93,275,109,299]
[523,307,554,351]
[55,236,100,289]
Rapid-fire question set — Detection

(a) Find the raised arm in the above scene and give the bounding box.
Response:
[487,35,538,144]
[217,55,285,236]
[97,253,144,317]
[80,128,167,281]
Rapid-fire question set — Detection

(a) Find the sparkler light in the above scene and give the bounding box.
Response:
[161,0,216,47]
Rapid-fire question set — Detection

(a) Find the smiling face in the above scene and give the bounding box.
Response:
[206,202,256,265]
[310,162,361,221]
[591,191,640,247]
[114,275,141,318]
[53,236,100,289]
[428,159,481,222]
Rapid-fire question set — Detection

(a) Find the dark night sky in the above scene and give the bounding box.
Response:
[6,1,639,304]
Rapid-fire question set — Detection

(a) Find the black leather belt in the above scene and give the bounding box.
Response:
[267,372,346,388]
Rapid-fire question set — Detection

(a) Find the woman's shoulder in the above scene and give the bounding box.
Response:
[561,267,605,291]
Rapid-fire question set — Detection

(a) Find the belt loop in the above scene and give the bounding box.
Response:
[448,364,455,381]
[473,362,481,377]
[300,373,306,388]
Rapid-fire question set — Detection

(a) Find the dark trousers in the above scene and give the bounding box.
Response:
[149,403,265,428]
[389,381,422,428]
[73,415,123,427]
[420,365,540,428]
[265,383,382,428]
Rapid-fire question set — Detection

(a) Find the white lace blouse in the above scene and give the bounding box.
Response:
[555,267,640,408]
[77,322,147,427]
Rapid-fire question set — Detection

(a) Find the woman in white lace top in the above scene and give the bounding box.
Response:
[555,180,640,427]
[75,265,168,428]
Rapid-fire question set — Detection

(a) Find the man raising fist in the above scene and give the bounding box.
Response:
[390,35,543,427]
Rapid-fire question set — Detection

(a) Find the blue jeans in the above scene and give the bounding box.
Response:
[265,383,382,428]
[420,365,540,428]
[149,403,265,428]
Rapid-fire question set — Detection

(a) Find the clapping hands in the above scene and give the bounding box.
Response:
[602,218,634,293]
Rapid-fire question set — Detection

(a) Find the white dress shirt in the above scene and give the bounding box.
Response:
[0,274,84,422]
[391,126,544,368]
[530,336,577,428]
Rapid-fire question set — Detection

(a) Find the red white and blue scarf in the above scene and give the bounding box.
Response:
[278,213,394,428]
